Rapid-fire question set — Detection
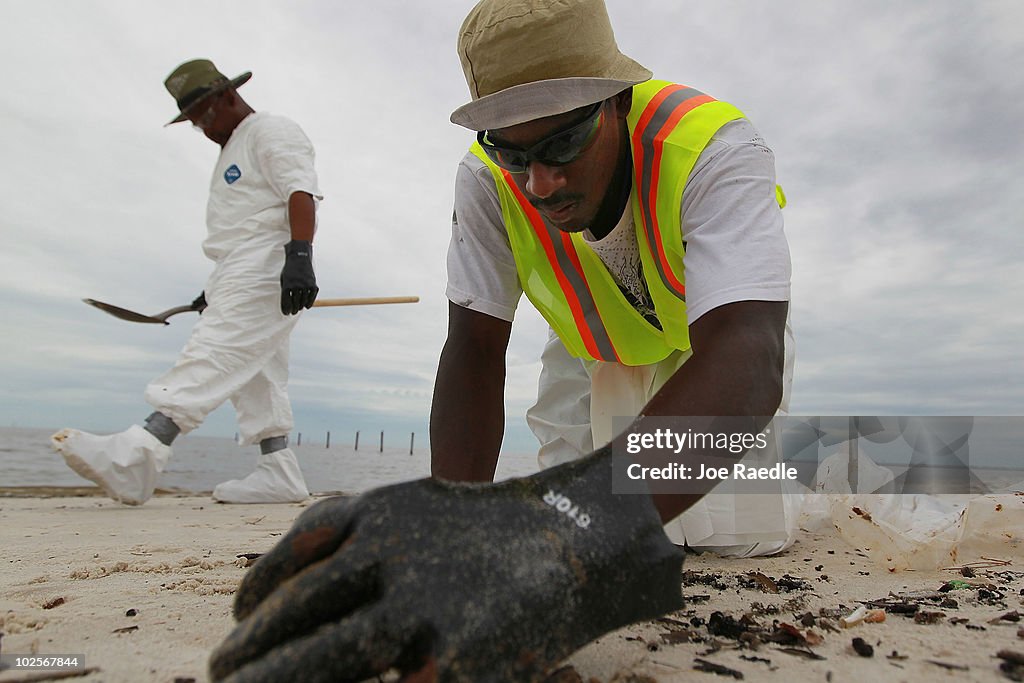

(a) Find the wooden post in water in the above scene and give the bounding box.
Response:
[355,431,360,450]
[326,431,331,448]
[848,416,858,493]
[297,432,302,446]
[410,432,414,455]
[379,431,384,453]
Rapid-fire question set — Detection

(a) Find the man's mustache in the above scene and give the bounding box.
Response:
[529,192,584,210]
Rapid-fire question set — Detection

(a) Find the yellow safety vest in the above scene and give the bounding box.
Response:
[471,80,783,366]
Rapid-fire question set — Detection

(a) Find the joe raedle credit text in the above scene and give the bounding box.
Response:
[611,416,795,495]
[613,415,1024,496]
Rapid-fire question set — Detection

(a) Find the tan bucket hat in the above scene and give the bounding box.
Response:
[450,0,651,131]
[163,59,252,125]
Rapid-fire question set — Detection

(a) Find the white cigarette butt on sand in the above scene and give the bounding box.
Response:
[840,604,867,628]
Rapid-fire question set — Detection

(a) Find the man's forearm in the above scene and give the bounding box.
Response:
[429,304,512,482]
[430,345,505,481]
[645,340,779,523]
[635,301,788,523]
[287,192,316,242]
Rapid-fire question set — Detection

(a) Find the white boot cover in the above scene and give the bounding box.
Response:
[212,448,309,504]
[51,425,171,505]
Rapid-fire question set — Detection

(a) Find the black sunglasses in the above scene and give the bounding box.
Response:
[477,101,605,173]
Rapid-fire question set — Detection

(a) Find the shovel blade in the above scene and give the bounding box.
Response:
[82,299,169,325]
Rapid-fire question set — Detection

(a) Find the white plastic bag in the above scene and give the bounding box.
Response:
[829,492,1024,571]
[795,445,1024,571]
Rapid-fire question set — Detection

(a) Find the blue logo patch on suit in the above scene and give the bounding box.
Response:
[224,164,242,184]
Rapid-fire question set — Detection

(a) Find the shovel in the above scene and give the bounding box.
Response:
[83,296,419,325]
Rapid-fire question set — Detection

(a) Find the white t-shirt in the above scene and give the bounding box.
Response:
[446,118,791,327]
[204,112,322,264]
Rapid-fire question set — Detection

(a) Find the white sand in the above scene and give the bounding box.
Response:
[1,491,1022,682]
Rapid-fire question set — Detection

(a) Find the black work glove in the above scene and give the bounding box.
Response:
[191,291,207,314]
[279,240,318,315]
[208,448,683,682]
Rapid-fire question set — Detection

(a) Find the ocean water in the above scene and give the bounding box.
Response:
[0,426,542,495]
[4,426,1021,497]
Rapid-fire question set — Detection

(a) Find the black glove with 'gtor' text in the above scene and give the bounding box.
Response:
[208,448,684,682]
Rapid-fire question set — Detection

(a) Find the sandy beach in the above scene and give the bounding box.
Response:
[2,490,1023,682]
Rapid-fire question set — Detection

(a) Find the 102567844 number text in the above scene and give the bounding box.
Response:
[0,655,84,670]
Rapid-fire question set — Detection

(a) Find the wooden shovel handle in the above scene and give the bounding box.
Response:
[312,296,419,307]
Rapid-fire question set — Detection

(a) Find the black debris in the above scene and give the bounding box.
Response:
[693,658,744,679]
[851,637,873,657]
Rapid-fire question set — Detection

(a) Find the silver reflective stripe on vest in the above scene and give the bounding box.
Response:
[559,237,619,362]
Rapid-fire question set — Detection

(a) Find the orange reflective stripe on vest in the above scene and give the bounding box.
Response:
[503,171,621,362]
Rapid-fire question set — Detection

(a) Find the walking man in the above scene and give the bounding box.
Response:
[53,59,322,505]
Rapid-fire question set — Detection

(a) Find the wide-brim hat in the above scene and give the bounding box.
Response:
[451,0,652,131]
[164,59,251,125]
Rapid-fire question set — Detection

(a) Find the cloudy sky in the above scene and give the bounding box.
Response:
[1,1,1021,455]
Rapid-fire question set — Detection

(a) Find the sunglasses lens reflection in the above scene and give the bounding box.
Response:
[479,102,604,173]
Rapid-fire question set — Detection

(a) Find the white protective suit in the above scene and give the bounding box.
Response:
[528,326,803,555]
[144,112,322,445]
